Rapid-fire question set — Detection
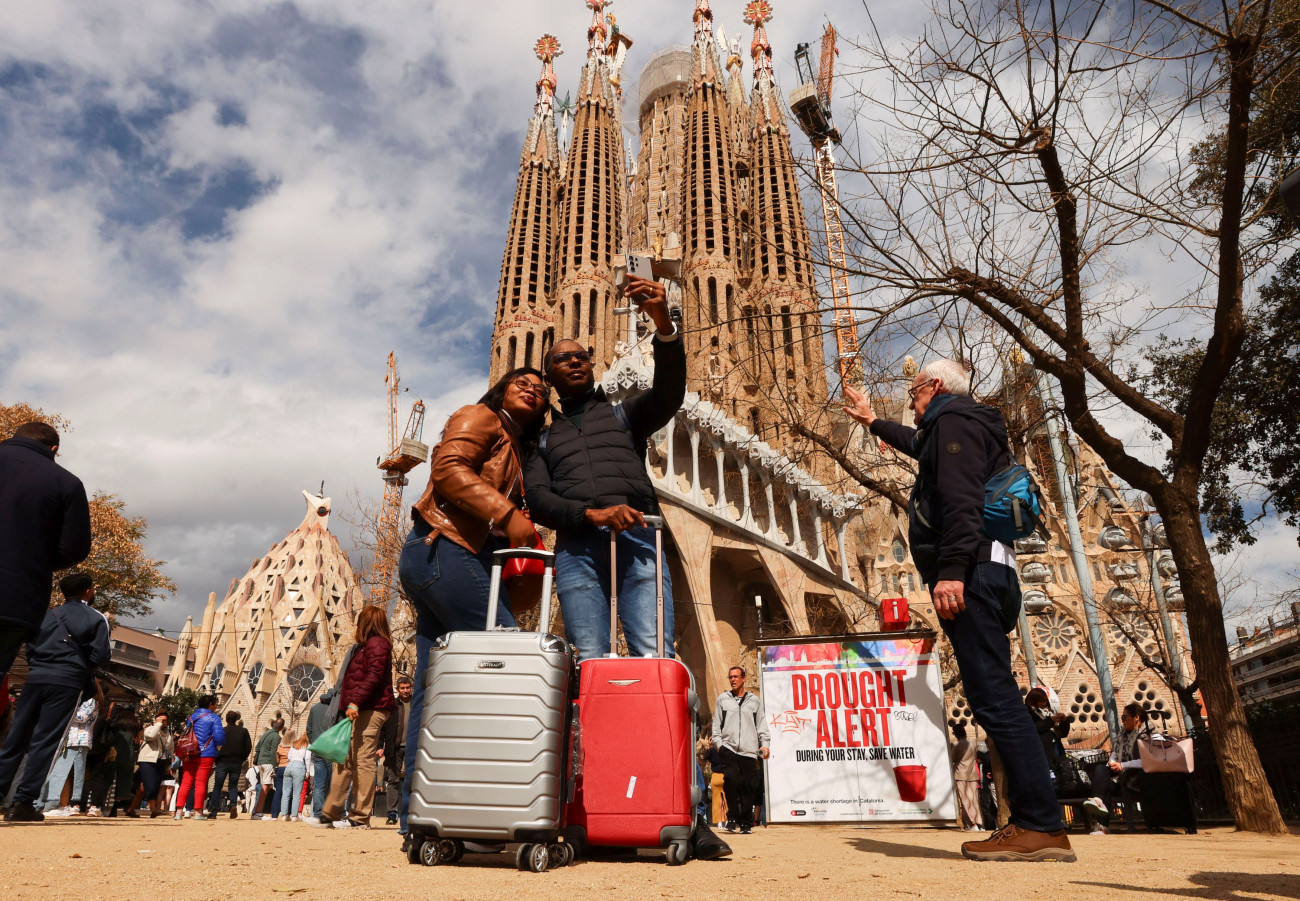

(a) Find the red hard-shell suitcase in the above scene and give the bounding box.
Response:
[564,516,698,865]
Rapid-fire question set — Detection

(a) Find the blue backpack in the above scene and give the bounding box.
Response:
[982,463,1044,543]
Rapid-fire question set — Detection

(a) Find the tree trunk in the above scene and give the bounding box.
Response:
[1157,492,1286,833]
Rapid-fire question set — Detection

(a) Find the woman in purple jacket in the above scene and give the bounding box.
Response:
[315,606,393,829]
[175,694,225,821]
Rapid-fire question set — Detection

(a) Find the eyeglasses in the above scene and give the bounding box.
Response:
[512,377,547,398]
[907,379,937,401]
[549,350,592,367]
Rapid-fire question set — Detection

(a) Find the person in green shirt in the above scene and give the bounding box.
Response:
[249,716,283,821]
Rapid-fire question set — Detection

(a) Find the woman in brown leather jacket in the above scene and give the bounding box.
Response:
[395,366,548,837]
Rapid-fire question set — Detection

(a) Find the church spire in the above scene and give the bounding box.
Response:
[586,0,611,58]
[489,35,565,382]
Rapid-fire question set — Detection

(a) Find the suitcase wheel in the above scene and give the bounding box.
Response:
[418,840,443,867]
[547,841,573,868]
[665,841,689,866]
[406,837,424,866]
[516,842,549,872]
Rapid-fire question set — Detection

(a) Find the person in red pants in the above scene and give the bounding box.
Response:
[175,694,225,821]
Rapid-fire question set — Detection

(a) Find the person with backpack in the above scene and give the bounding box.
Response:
[174,693,224,821]
[844,358,1073,863]
[0,573,110,822]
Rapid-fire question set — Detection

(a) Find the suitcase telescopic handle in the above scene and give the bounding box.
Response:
[607,515,667,658]
[486,548,557,633]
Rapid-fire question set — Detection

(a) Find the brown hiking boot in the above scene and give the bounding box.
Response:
[961,824,1076,862]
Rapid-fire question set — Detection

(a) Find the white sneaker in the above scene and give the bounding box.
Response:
[332,819,354,829]
[86,806,102,818]
[1090,827,1108,836]
[44,806,74,818]
[300,816,320,825]
[183,809,193,819]
[1082,797,1107,815]
[308,817,334,828]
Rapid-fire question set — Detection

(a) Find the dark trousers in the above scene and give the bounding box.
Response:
[209,760,242,812]
[0,626,27,680]
[937,562,1063,833]
[718,746,761,829]
[1090,763,1137,812]
[0,682,81,805]
[385,747,404,817]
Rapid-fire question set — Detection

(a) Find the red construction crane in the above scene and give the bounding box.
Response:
[790,24,861,390]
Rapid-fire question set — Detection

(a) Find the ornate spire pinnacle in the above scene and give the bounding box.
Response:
[586,0,611,57]
[693,0,714,40]
[744,0,774,76]
[534,34,562,116]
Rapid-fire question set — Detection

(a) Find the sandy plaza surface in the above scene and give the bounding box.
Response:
[1,820,1297,901]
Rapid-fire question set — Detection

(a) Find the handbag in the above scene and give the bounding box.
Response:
[1138,734,1195,774]
[175,715,200,761]
[307,718,353,765]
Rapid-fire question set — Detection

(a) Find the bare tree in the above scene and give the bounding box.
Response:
[805,0,1292,831]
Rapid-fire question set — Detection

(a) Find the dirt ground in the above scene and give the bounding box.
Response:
[1,818,1297,901]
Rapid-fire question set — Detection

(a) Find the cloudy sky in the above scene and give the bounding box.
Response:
[1,0,1291,637]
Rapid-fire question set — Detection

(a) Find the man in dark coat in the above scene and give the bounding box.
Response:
[0,421,92,679]
[845,358,1074,863]
[522,274,730,862]
[380,675,412,825]
[0,573,110,821]
[209,710,252,817]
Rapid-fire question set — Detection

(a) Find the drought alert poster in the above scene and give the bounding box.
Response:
[760,635,957,824]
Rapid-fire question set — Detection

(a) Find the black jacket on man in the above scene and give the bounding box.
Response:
[217,722,252,765]
[524,334,686,533]
[0,437,92,635]
[869,394,1011,587]
[23,599,111,691]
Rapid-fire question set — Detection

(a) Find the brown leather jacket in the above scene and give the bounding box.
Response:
[412,404,523,553]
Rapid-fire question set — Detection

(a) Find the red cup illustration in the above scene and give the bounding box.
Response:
[893,764,927,802]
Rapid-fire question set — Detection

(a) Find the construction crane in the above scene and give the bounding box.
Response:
[371,352,428,622]
[789,24,861,390]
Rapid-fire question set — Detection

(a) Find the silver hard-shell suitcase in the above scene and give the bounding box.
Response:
[406,547,576,872]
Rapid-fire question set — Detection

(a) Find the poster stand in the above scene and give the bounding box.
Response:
[756,630,958,825]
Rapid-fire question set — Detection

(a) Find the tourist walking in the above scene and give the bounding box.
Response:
[845,359,1075,862]
[950,724,983,831]
[280,733,310,822]
[40,690,100,816]
[395,366,550,837]
[131,712,173,818]
[175,694,225,821]
[0,573,110,822]
[250,715,283,820]
[381,676,412,825]
[87,703,141,817]
[210,711,250,817]
[315,606,394,830]
[306,690,337,820]
[0,422,92,680]
[712,667,769,835]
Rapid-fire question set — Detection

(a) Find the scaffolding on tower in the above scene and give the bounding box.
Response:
[789,24,861,390]
[372,352,428,672]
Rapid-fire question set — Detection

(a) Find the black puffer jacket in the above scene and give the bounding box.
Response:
[870,394,1011,586]
[23,599,111,691]
[0,437,92,635]
[524,335,685,533]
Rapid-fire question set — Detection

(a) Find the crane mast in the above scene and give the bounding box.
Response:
[372,352,428,671]
[790,24,861,389]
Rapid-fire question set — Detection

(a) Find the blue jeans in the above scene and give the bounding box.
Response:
[556,525,673,662]
[311,753,331,817]
[396,524,516,833]
[279,762,306,818]
[42,746,88,811]
[937,561,1062,833]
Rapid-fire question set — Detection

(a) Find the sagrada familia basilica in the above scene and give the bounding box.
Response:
[167,0,1195,746]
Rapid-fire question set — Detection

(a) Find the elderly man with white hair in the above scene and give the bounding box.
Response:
[844,358,1074,863]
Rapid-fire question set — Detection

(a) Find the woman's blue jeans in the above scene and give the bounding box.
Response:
[396,523,515,833]
[279,762,306,819]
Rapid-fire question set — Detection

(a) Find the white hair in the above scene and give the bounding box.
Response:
[919,358,971,397]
